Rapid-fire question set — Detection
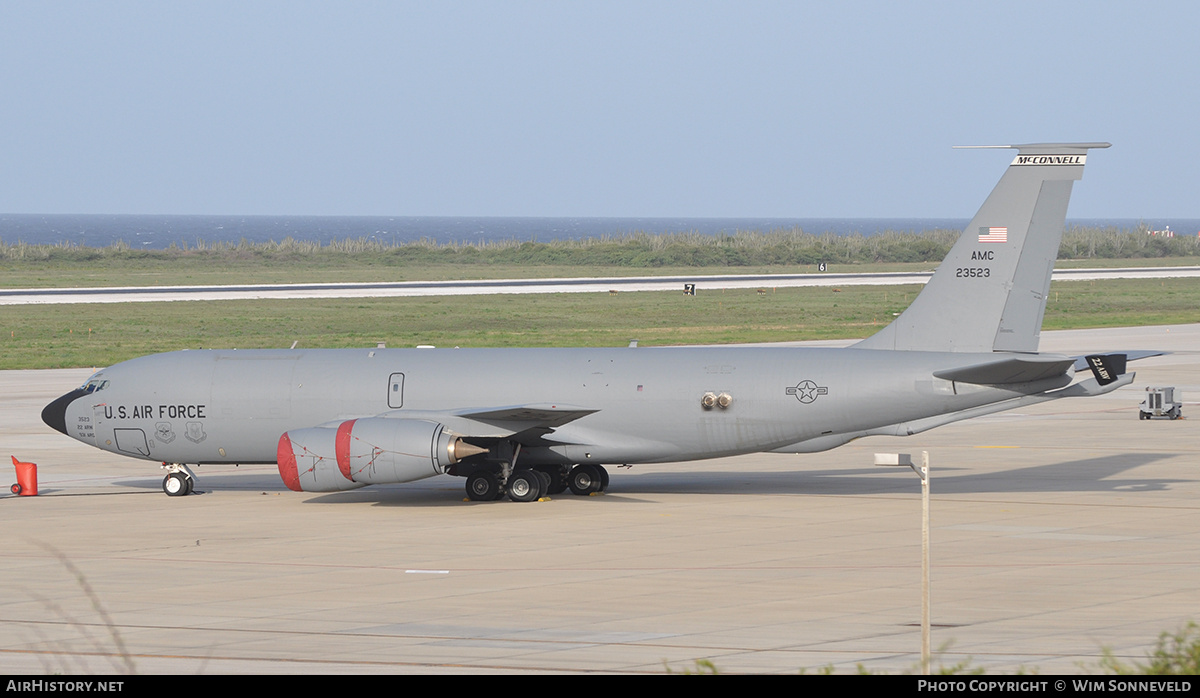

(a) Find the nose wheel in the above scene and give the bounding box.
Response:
[161,464,197,496]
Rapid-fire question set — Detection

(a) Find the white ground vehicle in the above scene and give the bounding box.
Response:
[1139,387,1183,420]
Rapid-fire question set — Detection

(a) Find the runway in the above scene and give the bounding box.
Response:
[0,324,1197,674]
[3,266,1199,304]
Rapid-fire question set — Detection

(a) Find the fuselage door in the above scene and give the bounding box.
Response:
[114,428,151,457]
[388,373,405,409]
[87,404,108,446]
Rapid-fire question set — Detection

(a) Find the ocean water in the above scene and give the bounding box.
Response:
[0,214,1194,250]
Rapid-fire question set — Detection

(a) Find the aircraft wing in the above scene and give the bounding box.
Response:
[371,403,598,445]
[454,404,598,428]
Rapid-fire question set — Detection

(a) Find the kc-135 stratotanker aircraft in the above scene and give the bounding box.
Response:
[43,142,1152,501]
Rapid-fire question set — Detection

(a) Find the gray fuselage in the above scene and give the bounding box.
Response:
[54,345,1062,471]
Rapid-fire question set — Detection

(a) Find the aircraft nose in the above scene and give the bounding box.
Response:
[42,389,88,436]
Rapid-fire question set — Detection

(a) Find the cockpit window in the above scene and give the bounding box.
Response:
[81,378,109,393]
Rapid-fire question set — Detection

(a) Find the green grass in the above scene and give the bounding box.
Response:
[3,277,1198,369]
[0,259,920,289]
[1054,256,1200,269]
[3,228,1197,369]
[1043,277,1200,329]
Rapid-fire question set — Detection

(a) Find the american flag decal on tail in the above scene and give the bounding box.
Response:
[978,226,1008,243]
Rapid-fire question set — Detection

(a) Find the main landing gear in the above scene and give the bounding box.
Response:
[464,464,609,503]
[161,463,197,497]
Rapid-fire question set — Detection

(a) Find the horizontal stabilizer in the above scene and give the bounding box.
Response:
[1071,350,1164,372]
[869,372,1134,437]
[1080,353,1127,386]
[1052,371,1135,398]
[933,354,1075,385]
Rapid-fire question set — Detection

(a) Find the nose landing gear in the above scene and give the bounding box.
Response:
[161,463,197,496]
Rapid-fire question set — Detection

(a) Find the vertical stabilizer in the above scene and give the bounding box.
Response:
[855,142,1109,353]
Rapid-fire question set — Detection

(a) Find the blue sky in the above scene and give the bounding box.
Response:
[2,1,1196,217]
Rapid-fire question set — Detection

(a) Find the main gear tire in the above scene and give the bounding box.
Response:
[466,470,501,501]
[507,470,542,502]
[568,464,603,496]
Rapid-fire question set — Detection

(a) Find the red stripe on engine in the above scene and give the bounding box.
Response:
[276,433,302,492]
[336,419,357,480]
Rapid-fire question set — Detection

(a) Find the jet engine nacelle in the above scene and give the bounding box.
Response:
[277,418,478,492]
